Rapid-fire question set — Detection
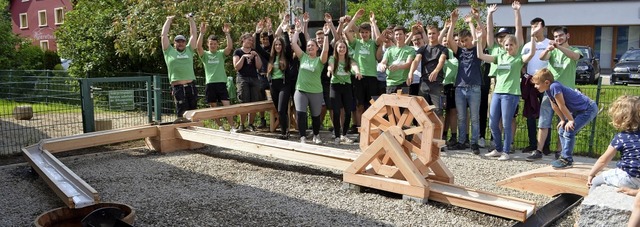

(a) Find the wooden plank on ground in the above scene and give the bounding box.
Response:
[184,101,276,122]
[41,125,158,153]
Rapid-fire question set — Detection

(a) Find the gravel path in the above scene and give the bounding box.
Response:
[0,130,583,226]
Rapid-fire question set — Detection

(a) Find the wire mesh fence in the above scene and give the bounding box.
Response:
[1,70,639,157]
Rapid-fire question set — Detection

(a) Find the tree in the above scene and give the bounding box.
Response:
[0,0,20,70]
[347,0,458,29]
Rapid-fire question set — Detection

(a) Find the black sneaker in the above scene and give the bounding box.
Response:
[554,151,560,160]
[247,124,256,132]
[522,146,536,153]
[463,139,470,149]
[471,144,480,155]
[348,126,359,134]
[277,133,289,140]
[448,143,466,151]
[542,146,551,155]
[238,125,245,132]
[259,118,267,129]
[446,138,457,147]
[525,150,543,161]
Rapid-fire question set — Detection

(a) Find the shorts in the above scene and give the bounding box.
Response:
[322,82,331,109]
[236,76,261,103]
[600,168,640,189]
[353,76,379,106]
[538,95,554,128]
[205,82,230,103]
[444,84,456,110]
[418,81,444,116]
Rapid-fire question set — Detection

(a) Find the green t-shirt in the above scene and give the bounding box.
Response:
[200,49,227,84]
[547,46,581,89]
[329,56,351,85]
[271,56,284,80]
[384,45,415,86]
[296,53,324,93]
[443,48,458,85]
[492,52,524,95]
[163,44,196,83]
[487,43,506,77]
[349,39,378,77]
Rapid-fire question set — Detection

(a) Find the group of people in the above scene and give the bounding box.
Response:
[160,4,640,223]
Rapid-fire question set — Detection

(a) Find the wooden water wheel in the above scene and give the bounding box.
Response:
[343,93,453,199]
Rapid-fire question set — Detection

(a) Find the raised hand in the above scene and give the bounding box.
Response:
[444,19,451,28]
[255,20,264,33]
[223,23,231,34]
[303,12,310,23]
[265,17,272,31]
[463,14,473,23]
[199,22,207,33]
[355,8,365,18]
[471,7,480,19]
[167,15,175,20]
[369,11,376,23]
[512,0,521,11]
[323,23,331,34]
[294,19,302,33]
[475,28,484,38]
[531,22,542,36]
[450,9,459,20]
[324,13,332,23]
[185,13,194,19]
[488,4,498,14]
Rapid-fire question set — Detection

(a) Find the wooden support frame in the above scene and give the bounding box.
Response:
[41,125,158,153]
[497,164,593,197]
[144,122,205,153]
[183,100,279,132]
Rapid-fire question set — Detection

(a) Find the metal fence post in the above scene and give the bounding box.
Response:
[153,75,163,122]
[80,78,95,133]
[587,77,602,156]
[146,76,153,123]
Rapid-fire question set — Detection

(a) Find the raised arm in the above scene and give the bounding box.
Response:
[439,19,450,44]
[302,12,311,42]
[320,24,330,64]
[513,1,524,48]
[275,14,288,38]
[161,16,174,51]
[476,28,495,63]
[324,13,337,41]
[254,20,264,49]
[223,23,233,55]
[344,9,364,43]
[370,12,382,46]
[334,16,345,42]
[540,41,555,61]
[465,14,478,46]
[188,14,197,50]
[291,20,305,59]
[196,22,206,56]
[447,10,459,53]
[486,4,497,48]
[521,25,541,63]
[556,45,582,61]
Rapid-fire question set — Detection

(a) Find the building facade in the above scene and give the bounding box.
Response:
[458,0,640,70]
[9,0,73,51]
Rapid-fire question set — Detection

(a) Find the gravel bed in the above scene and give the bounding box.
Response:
[0,130,581,226]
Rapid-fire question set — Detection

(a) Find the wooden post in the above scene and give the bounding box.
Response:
[13,105,33,120]
[94,119,113,131]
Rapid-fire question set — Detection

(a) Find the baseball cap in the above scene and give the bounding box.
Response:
[174,35,187,42]
[495,28,510,36]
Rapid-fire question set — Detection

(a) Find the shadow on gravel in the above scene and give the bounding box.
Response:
[0,118,50,156]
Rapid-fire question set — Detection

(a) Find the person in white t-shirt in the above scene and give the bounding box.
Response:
[522,17,552,160]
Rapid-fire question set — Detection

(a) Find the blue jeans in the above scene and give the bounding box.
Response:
[558,101,598,162]
[489,93,520,153]
[455,85,481,144]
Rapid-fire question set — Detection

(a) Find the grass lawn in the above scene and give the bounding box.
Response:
[0,99,81,116]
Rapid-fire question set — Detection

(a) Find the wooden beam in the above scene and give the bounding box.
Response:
[344,172,430,199]
[184,100,276,122]
[496,164,592,197]
[41,125,158,153]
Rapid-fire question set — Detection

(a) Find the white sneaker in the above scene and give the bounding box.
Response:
[313,135,322,144]
[498,153,510,161]
[340,135,354,144]
[300,137,307,144]
[334,137,341,145]
[218,126,224,130]
[230,126,238,133]
[478,138,486,148]
[484,150,502,157]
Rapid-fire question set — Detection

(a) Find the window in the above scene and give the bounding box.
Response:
[40,40,49,50]
[38,10,47,27]
[22,0,29,2]
[19,13,28,29]
[54,8,64,25]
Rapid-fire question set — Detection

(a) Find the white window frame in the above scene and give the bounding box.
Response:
[38,10,47,27]
[22,0,29,2]
[19,13,28,29]
[54,7,64,25]
[40,40,49,50]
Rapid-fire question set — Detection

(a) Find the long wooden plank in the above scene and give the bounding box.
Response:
[41,125,158,153]
[497,164,593,197]
[184,101,276,121]
[176,127,356,170]
[23,145,99,208]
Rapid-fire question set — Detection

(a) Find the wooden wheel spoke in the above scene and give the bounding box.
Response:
[403,126,424,136]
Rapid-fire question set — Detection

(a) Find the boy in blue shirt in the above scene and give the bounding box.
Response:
[531,68,598,168]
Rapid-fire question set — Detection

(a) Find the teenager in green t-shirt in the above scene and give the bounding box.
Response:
[540,27,582,89]
[291,21,330,144]
[161,14,197,119]
[379,26,415,94]
[196,22,237,131]
[477,14,542,161]
[327,40,361,144]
